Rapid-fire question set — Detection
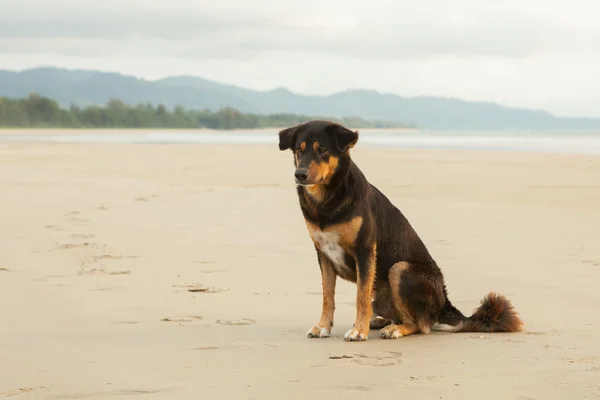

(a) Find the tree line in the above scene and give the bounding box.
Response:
[0,94,413,130]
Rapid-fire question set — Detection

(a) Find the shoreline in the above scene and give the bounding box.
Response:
[0,127,422,135]
[1,128,599,156]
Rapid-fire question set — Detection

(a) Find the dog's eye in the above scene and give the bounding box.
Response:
[318,147,328,154]
[296,146,303,152]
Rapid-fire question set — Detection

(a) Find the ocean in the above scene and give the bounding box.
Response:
[1,129,600,155]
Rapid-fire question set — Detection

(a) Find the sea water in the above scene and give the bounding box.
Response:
[1,129,600,155]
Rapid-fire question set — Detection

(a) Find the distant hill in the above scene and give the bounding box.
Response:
[2,67,599,130]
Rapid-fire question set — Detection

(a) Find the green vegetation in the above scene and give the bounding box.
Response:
[0,94,412,130]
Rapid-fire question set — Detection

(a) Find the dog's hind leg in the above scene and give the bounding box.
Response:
[381,261,445,339]
[370,284,400,329]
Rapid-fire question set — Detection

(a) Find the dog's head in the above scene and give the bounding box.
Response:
[278,120,358,186]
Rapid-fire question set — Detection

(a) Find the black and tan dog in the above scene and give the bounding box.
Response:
[278,120,524,342]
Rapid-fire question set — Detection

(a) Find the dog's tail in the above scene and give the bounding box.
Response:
[432,292,524,333]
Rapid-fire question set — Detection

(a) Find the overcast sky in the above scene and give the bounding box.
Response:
[1,0,600,117]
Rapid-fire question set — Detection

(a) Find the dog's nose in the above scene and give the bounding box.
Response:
[295,169,309,182]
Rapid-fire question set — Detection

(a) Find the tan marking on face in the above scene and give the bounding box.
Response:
[305,160,321,184]
[312,141,320,152]
[305,156,339,202]
[321,156,339,183]
[294,141,306,166]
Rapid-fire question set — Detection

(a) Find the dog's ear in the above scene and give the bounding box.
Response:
[330,124,359,152]
[278,125,298,151]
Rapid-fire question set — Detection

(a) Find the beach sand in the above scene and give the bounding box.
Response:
[1,142,599,399]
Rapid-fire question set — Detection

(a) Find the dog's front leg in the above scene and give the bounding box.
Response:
[307,251,337,338]
[344,245,376,341]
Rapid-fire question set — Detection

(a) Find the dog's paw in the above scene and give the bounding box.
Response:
[380,324,403,339]
[307,326,331,338]
[370,316,394,330]
[344,328,368,342]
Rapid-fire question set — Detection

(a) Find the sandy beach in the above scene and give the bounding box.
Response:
[1,142,599,399]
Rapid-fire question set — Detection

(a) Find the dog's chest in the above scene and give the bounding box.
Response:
[310,229,356,281]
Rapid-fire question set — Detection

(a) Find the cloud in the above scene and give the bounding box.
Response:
[1,0,599,61]
[2,0,600,117]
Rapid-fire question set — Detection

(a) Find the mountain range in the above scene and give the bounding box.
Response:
[1,67,599,130]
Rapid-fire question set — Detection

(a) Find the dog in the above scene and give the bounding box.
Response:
[278,120,524,341]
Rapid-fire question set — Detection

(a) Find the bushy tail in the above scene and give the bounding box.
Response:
[433,292,524,333]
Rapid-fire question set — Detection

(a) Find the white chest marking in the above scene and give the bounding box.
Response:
[312,231,346,268]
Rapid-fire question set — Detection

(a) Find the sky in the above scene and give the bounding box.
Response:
[1,0,600,117]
